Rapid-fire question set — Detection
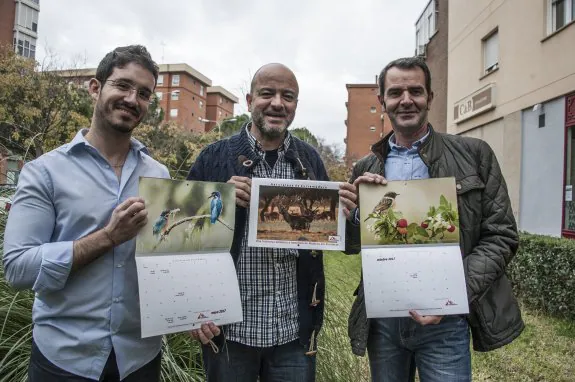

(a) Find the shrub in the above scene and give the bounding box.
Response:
[509,233,575,320]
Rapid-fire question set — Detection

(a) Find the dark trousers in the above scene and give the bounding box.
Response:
[202,339,316,382]
[28,340,162,382]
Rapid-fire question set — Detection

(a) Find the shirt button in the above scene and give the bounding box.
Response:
[113,298,119,303]
[116,263,124,268]
[276,291,281,296]
[456,184,462,190]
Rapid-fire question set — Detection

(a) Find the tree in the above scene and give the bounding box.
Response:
[289,127,319,147]
[0,44,92,160]
[133,122,219,179]
[219,114,250,137]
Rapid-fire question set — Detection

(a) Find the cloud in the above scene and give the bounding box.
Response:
[36,0,429,147]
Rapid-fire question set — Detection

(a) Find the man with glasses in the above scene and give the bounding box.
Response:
[3,45,169,381]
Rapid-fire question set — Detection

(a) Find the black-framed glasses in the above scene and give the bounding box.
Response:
[106,79,153,103]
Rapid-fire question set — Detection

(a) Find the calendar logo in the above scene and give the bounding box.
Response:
[445,299,458,306]
[328,235,340,243]
[197,312,208,319]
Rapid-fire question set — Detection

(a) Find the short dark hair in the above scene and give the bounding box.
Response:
[378,57,432,96]
[95,45,159,87]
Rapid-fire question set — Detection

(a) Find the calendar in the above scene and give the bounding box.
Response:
[358,178,469,318]
[135,178,242,338]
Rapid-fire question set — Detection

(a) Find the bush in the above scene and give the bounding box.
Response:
[509,233,575,320]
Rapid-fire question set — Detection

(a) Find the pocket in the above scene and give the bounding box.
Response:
[456,174,485,234]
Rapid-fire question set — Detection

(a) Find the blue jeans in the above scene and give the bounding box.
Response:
[367,315,471,382]
[202,339,316,382]
[27,340,161,382]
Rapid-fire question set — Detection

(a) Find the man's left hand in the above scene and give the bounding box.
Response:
[409,310,443,325]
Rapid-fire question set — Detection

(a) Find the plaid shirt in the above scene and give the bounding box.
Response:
[226,125,300,347]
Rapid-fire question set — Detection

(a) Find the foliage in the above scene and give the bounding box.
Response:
[508,233,575,320]
[0,44,92,159]
[419,195,459,240]
[290,127,319,147]
[219,114,250,137]
[133,123,219,180]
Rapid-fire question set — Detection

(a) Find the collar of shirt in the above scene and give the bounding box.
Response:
[245,122,292,156]
[388,127,430,154]
[63,128,149,155]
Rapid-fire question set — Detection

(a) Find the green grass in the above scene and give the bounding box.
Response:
[0,203,573,382]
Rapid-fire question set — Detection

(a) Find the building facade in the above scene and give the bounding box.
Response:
[0,0,40,59]
[57,64,237,133]
[205,86,239,132]
[344,84,392,167]
[447,0,575,237]
[415,0,448,132]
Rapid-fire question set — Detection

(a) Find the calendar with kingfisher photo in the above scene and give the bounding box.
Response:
[135,177,242,338]
[136,177,235,254]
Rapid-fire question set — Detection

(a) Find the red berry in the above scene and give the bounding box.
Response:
[447,225,456,232]
[421,222,428,229]
[396,219,408,228]
[397,227,408,235]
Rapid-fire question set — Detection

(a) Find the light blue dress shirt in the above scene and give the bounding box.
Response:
[3,129,170,380]
[384,130,430,181]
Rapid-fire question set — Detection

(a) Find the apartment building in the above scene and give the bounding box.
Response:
[344,84,392,167]
[446,0,575,237]
[0,0,40,59]
[204,86,240,132]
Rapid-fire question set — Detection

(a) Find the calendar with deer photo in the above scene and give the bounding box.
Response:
[247,178,346,250]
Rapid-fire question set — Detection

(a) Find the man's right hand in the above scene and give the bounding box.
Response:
[227,176,251,208]
[339,172,388,219]
[104,197,148,246]
[189,322,221,345]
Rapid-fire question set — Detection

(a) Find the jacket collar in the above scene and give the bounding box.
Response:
[228,122,312,179]
[370,123,442,167]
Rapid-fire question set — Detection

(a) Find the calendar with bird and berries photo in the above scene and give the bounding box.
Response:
[134,177,242,339]
[358,177,469,319]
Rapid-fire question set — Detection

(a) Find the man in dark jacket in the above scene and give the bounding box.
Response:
[338,57,524,381]
[187,63,328,382]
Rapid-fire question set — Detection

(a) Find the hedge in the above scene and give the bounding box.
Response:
[509,233,575,320]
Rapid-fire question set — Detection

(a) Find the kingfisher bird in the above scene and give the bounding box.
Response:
[208,191,223,224]
[152,209,171,238]
[365,191,400,221]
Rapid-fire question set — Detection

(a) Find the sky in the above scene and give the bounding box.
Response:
[36,0,430,149]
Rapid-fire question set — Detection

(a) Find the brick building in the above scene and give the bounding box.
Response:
[57,63,238,133]
[415,0,448,132]
[344,84,392,167]
[0,0,40,59]
[204,86,240,132]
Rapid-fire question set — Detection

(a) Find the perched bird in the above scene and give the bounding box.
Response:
[152,209,171,238]
[365,191,400,221]
[208,191,223,224]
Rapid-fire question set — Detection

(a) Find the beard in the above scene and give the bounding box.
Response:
[251,107,294,140]
[95,100,141,135]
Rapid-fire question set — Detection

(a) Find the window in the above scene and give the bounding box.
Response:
[83,80,89,88]
[14,32,37,58]
[219,110,222,116]
[483,30,499,74]
[548,0,575,34]
[219,96,223,104]
[170,109,178,118]
[370,106,377,113]
[369,126,376,132]
[171,90,180,101]
[200,85,204,96]
[157,75,164,86]
[414,0,437,54]
[199,101,203,109]
[17,4,38,32]
[156,92,163,100]
[172,75,180,86]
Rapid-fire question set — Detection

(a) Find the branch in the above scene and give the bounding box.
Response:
[151,214,233,252]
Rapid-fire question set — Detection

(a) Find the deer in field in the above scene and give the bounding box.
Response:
[277,195,317,232]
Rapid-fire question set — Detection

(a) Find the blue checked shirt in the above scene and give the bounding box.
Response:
[3,129,170,380]
[225,124,300,347]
